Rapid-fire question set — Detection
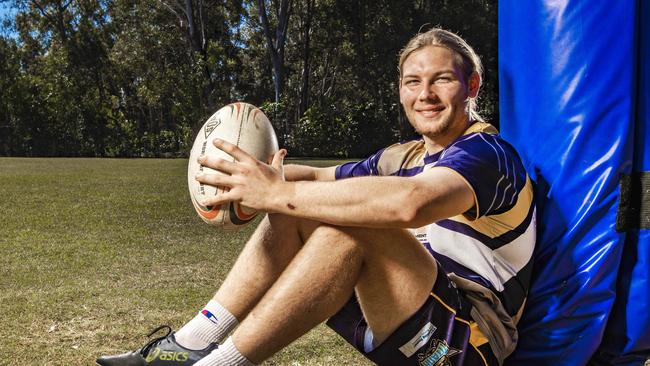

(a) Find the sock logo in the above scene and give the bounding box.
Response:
[201,309,219,324]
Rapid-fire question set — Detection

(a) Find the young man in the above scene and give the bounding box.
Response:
[98,28,535,366]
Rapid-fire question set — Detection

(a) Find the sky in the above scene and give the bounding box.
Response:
[0,2,15,19]
[0,3,17,38]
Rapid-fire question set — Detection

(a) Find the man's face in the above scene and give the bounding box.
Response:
[399,46,477,144]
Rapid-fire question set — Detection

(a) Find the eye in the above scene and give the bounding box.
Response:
[435,77,452,84]
[404,79,419,86]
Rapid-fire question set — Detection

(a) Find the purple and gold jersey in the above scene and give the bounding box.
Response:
[335,122,536,359]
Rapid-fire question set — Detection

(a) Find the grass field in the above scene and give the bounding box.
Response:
[0,157,372,366]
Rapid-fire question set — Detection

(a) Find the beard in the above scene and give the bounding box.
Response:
[410,110,457,138]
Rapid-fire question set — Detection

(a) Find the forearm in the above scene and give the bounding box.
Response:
[266,167,475,228]
[268,176,424,228]
[284,164,335,182]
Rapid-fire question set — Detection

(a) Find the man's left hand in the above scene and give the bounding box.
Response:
[195,138,287,211]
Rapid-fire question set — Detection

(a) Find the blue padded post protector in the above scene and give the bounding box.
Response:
[498,1,638,365]
[593,0,650,364]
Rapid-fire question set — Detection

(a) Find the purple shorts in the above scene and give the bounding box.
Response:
[326,264,497,365]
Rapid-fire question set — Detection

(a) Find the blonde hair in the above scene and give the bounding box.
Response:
[398,28,484,122]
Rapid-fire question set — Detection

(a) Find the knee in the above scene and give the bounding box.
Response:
[263,213,322,243]
[263,215,366,256]
[265,212,300,229]
[307,224,366,256]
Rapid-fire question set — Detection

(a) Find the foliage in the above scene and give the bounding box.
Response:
[0,0,497,158]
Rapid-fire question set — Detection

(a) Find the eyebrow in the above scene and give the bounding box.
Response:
[401,69,457,79]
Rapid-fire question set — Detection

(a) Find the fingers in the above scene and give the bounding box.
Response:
[196,142,288,209]
[200,190,237,207]
[195,171,235,188]
[198,154,240,175]
[212,138,256,163]
[270,149,287,170]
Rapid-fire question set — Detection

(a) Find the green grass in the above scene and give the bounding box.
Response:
[0,157,370,366]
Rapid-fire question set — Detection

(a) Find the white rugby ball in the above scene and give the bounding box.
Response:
[188,102,279,228]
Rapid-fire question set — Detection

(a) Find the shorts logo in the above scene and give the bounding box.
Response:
[417,339,461,366]
[201,309,218,324]
[399,322,437,357]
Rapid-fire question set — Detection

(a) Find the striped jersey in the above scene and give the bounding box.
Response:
[335,122,536,361]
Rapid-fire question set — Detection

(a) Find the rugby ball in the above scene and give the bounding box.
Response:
[188,102,279,228]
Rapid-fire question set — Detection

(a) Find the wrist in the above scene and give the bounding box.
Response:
[267,180,296,213]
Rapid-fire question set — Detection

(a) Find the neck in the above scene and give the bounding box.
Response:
[423,117,472,154]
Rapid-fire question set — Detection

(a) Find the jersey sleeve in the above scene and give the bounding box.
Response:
[335,148,385,179]
[434,133,528,218]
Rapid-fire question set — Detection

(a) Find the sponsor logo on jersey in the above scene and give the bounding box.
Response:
[399,322,437,357]
[201,309,218,324]
[417,339,461,366]
[144,347,189,363]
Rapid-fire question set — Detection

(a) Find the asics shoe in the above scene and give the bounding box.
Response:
[96,325,217,366]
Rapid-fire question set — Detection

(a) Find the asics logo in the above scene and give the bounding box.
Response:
[145,347,190,363]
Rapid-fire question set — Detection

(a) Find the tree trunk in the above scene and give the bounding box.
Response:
[258,0,291,103]
[184,0,202,53]
[298,0,312,117]
[159,0,214,110]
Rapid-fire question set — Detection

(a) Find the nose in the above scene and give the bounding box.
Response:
[417,83,437,101]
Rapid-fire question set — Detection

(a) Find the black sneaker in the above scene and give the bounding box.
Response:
[96,325,217,366]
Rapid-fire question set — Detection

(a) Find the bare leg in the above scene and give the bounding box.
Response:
[232,223,437,364]
[214,213,309,321]
[351,226,437,341]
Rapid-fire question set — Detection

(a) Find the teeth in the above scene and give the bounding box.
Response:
[417,107,443,113]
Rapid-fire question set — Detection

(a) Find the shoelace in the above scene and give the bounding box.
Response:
[139,325,173,357]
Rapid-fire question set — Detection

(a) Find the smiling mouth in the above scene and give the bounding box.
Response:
[416,107,444,117]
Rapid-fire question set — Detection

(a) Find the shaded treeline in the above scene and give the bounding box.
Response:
[0,0,497,157]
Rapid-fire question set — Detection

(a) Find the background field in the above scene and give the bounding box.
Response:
[0,157,372,366]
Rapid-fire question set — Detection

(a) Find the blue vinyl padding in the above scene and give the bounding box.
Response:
[498,1,641,364]
[593,0,650,364]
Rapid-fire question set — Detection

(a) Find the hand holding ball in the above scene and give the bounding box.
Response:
[187,102,279,228]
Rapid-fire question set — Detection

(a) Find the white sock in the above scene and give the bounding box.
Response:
[175,300,238,350]
[195,337,256,366]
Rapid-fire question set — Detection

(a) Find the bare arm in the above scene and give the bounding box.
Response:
[284,164,336,182]
[269,167,474,228]
[197,139,475,228]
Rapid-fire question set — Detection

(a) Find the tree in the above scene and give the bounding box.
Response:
[156,0,242,111]
[0,0,498,158]
[256,0,290,104]
[297,0,311,117]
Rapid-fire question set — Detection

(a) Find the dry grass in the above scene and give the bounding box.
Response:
[0,157,369,366]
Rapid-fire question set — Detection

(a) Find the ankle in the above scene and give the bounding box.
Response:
[194,337,256,366]
[175,300,238,349]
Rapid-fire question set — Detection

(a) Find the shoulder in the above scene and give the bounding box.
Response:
[444,122,518,158]
[335,139,427,179]
[376,139,427,176]
[440,129,525,179]
[436,126,529,218]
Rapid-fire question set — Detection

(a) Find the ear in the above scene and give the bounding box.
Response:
[467,71,480,98]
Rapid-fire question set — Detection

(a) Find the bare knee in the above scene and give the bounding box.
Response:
[265,213,338,245]
[246,214,330,257]
[264,213,319,232]
[256,213,311,243]
[298,225,426,262]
